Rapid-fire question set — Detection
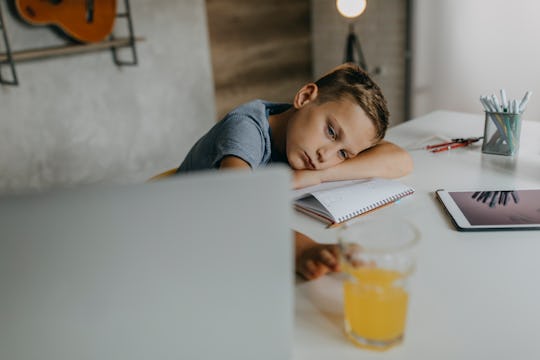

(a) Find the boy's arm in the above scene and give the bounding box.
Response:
[293,140,413,189]
[219,155,252,169]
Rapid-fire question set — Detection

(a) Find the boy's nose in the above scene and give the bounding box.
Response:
[317,144,337,163]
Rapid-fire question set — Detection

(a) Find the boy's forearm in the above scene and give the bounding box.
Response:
[320,140,413,182]
[294,231,317,259]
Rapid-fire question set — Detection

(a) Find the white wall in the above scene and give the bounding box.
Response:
[412,0,540,121]
[0,0,215,195]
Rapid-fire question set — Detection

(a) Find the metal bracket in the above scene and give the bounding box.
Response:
[0,3,18,85]
[112,0,138,66]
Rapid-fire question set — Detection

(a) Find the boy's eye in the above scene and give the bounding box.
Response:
[339,149,349,160]
[327,124,337,140]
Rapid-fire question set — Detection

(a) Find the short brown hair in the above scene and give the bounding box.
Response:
[314,63,389,140]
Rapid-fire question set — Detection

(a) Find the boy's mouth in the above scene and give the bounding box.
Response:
[302,151,316,170]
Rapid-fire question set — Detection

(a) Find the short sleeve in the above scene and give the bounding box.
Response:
[212,115,267,168]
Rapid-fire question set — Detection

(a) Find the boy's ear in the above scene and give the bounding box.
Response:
[293,83,319,109]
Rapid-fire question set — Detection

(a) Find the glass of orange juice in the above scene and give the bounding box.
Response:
[338,218,420,351]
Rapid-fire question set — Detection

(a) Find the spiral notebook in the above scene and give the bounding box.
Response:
[292,178,414,227]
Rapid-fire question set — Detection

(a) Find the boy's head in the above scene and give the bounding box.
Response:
[313,63,389,140]
[284,63,390,171]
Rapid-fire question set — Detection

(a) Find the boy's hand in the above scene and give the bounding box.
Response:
[296,242,340,281]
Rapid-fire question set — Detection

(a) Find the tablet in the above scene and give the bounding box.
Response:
[436,189,540,231]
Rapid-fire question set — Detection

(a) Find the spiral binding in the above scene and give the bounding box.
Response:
[336,189,414,223]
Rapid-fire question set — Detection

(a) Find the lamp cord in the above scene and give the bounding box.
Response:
[344,23,368,71]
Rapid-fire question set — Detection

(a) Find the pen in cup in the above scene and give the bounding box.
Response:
[500,89,508,111]
[519,91,532,113]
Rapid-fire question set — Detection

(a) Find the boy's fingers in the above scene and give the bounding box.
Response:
[296,244,342,280]
[297,259,317,280]
[306,259,318,275]
[319,248,337,268]
[328,244,340,257]
[298,260,331,280]
[312,262,330,279]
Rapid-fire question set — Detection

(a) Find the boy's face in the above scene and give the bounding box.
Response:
[286,98,377,171]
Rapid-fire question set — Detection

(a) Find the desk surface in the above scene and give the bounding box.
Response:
[293,111,540,359]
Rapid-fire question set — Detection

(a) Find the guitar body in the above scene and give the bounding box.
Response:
[15,0,117,43]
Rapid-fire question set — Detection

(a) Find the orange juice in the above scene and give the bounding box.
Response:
[343,267,408,349]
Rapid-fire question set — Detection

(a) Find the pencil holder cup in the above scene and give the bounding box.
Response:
[481,111,522,156]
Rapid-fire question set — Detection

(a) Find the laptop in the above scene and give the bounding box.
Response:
[0,167,293,360]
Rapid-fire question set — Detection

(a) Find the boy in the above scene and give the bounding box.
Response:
[176,63,413,280]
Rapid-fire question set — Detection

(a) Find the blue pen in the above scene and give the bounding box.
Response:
[518,91,532,113]
[512,99,518,114]
[500,89,508,111]
[490,94,502,112]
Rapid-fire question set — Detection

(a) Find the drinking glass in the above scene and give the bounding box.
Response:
[338,218,420,351]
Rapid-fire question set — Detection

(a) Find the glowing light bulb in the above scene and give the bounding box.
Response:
[336,0,367,19]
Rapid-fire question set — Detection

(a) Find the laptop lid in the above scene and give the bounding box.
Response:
[0,167,293,360]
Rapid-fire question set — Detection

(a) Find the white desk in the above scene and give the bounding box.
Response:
[293,111,540,359]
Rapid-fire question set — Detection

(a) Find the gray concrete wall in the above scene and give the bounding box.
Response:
[0,0,215,195]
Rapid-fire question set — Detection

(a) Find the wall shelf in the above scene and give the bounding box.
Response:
[0,36,143,63]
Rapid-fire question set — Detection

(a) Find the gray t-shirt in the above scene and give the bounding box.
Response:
[177,100,290,172]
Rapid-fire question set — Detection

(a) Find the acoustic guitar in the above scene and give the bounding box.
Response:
[15,0,117,43]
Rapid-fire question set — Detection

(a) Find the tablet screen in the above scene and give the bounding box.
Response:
[448,190,540,226]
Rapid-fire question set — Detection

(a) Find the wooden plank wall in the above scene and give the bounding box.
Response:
[312,0,409,125]
[206,0,312,119]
